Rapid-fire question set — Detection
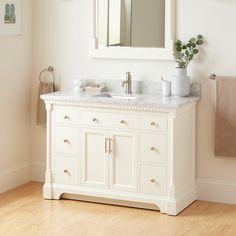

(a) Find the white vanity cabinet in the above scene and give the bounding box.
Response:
[42,94,198,216]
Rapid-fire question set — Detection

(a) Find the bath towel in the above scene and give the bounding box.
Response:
[215,76,236,157]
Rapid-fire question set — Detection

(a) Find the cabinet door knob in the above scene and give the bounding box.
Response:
[120,120,126,124]
[64,139,70,144]
[150,179,156,183]
[64,170,69,174]
[92,118,97,122]
[150,122,157,127]
[150,147,156,151]
[64,115,69,120]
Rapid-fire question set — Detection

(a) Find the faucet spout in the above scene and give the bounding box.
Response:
[122,72,132,94]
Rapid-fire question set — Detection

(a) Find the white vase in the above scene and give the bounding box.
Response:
[171,68,190,97]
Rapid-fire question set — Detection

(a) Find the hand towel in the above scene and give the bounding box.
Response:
[37,82,55,125]
[215,76,236,157]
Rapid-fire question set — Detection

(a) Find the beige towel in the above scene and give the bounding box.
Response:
[215,77,236,157]
[37,82,55,124]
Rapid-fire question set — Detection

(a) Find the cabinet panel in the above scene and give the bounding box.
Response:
[140,114,167,132]
[82,111,137,130]
[54,157,79,185]
[54,126,80,156]
[139,165,167,196]
[54,108,80,125]
[110,131,137,192]
[82,129,109,188]
[140,133,167,164]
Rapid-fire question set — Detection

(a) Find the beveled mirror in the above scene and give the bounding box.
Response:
[89,0,175,60]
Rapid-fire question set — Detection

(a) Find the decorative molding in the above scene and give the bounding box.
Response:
[31,162,46,182]
[197,179,236,205]
[44,100,183,113]
[0,162,31,193]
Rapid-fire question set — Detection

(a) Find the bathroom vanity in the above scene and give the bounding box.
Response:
[41,91,198,215]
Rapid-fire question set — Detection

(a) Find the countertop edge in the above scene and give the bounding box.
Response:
[41,93,200,113]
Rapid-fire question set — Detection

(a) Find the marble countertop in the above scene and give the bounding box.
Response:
[41,90,200,112]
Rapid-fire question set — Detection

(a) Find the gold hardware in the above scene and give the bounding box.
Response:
[150,179,155,183]
[64,139,70,144]
[64,170,69,174]
[150,147,156,151]
[120,120,126,125]
[105,138,108,154]
[92,118,97,122]
[64,116,69,120]
[109,138,113,154]
[150,122,156,127]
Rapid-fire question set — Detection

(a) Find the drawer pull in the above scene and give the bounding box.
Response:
[105,138,109,154]
[120,120,126,125]
[64,116,70,120]
[64,170,69,174]
[150,178,156,183]
[150,147,158,152]
[92,118,97,122]
[150,122,158,127]
[64,139,70,144]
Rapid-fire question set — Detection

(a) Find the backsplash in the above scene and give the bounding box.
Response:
[81,79,201,96]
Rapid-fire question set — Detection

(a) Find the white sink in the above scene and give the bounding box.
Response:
[111,95,141,100]
[92,93,143,100]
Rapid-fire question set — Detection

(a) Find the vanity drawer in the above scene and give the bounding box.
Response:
[82,111,137,130]
[140,115,168,132]
[54,126,80,155]
[54,108,80,125]
[140,134,167,164]
[139,165,167,196]
[54,157,79,185]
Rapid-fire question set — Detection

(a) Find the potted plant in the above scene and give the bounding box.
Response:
[171,35,204,97]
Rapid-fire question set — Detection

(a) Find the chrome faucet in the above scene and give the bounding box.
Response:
[122,72,132,94]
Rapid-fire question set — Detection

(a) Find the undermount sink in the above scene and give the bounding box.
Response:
[92,93,143,100]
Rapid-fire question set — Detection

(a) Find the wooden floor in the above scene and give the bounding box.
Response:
[1,183,236,236]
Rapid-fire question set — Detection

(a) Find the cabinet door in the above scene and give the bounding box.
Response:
[109,131,137,192]
[82,128,109,189]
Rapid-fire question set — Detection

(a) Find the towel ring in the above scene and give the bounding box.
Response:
[39,66,55,83]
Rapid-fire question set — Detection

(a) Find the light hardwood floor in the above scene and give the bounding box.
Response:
[1,182,236,236]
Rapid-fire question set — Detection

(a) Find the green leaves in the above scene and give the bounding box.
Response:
[174,34,204,68]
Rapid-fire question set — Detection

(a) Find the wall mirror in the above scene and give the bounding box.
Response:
[89,0,175,60]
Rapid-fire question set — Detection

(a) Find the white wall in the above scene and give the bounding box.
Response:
[31,0,236,204]
[0,0,32,192]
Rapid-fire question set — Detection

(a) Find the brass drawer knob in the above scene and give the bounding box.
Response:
[64,170,69,174]
[150,122,159,127]
[120,120,126,124]
[64,139,70,144]
[92,118,97,122]
[150,179,156,183]
[64,116,70,120]
[150,147,156,151]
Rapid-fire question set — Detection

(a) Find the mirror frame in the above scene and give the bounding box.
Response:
[89,0,175,60]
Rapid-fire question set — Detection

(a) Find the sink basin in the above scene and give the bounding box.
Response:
[92,93,143,100]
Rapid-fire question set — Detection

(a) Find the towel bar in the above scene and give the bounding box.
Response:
[39,66,55,83]
[209,74,216,80]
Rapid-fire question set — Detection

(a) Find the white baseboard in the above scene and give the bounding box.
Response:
[31,162,45,182]
[197,179,236,205]
[0,163,31,193]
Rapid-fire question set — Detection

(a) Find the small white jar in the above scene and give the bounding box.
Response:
[162,81,171,97]
[72,79,84,92]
